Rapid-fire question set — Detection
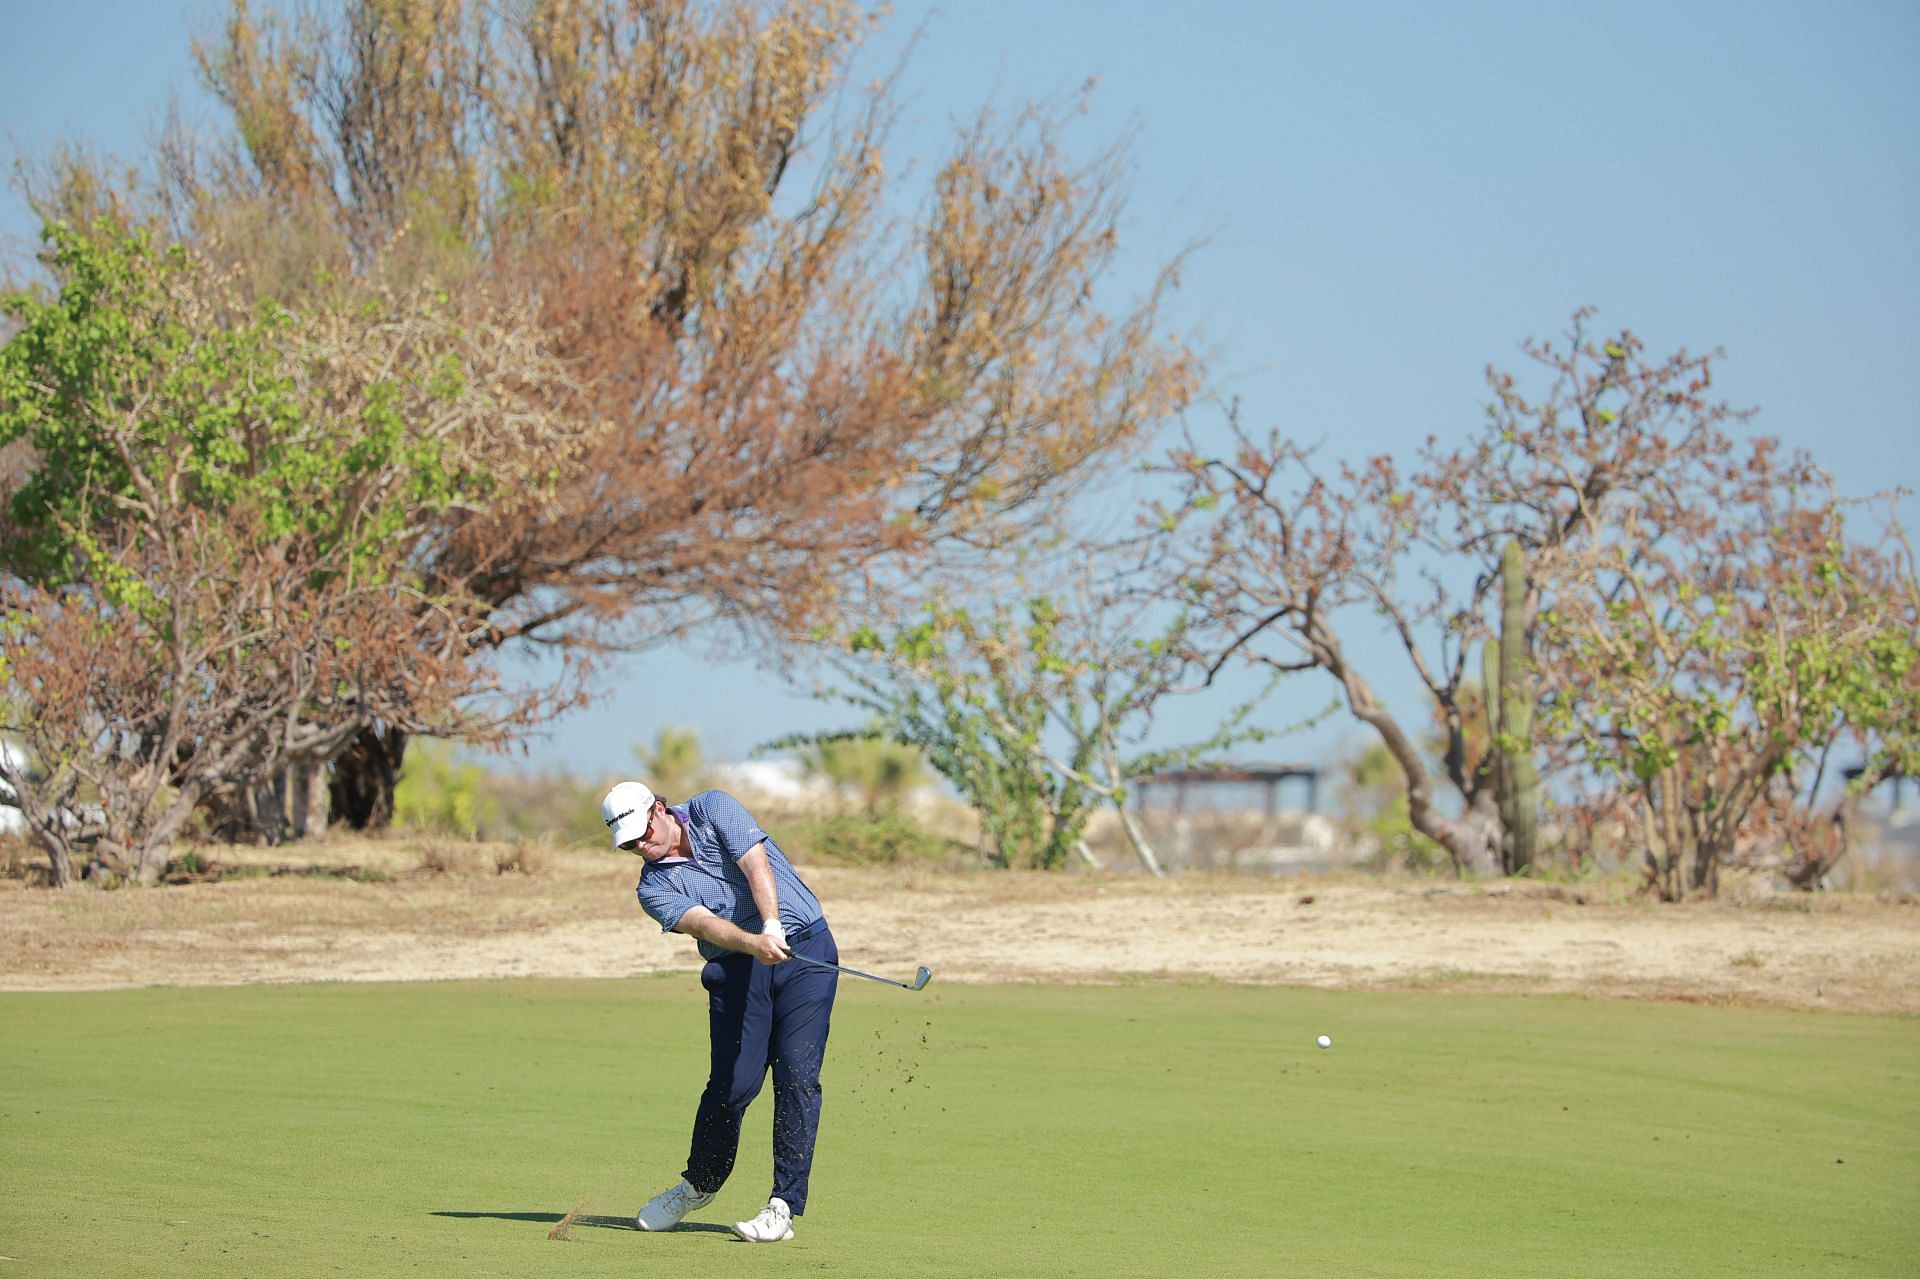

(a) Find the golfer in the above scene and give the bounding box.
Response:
[600,779,837,1244]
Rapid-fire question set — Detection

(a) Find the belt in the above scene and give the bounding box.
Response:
[786,917,829,942]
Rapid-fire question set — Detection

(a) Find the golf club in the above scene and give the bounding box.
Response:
[790,952,933,991]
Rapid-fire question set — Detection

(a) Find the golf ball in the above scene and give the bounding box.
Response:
[1316,1034,1332,1049]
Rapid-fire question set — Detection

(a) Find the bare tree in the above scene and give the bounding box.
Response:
[1157,312,1774,879]
[1544,470,1918,898]
[123,0,1198,822]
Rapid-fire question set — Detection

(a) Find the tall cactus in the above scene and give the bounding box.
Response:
[1482,540,1539,873]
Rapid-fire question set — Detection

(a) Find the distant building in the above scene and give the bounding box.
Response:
[1129,762,1333,874]
[1132,762,1322,816]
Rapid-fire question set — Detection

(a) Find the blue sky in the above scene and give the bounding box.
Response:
[4,1,1916,781]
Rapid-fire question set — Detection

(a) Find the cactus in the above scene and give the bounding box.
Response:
[1483,540,1539,873]
[1481,635,1507,830]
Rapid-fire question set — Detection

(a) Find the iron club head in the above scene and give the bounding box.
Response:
[909,966,933,991]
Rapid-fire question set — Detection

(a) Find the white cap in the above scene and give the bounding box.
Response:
[600,780,657,848]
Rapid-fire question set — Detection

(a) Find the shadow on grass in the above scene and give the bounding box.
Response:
[431,1211,733,1234]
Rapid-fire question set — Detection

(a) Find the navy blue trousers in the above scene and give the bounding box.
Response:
[683,922,838,1214]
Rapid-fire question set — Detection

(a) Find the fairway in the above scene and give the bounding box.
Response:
[1,979,1914,1278]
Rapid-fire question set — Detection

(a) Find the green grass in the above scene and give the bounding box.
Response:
[1,980,1915,1277]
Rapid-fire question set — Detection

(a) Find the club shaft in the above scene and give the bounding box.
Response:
[789,951,915,988]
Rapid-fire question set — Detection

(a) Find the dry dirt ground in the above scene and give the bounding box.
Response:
[3,838,1917,1013]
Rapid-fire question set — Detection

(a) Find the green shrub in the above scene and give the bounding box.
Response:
[780,810,970,867]
[482,771,611,847]
[393,741,500,839]
[792,734,931,814]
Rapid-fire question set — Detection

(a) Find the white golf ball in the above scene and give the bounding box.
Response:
[1316,1034,1332,1049]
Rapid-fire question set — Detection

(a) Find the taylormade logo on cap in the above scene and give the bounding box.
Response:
[601,780,658,848]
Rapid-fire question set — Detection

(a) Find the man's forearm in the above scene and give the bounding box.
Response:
[678,911,767,957]
[738,843,783,932]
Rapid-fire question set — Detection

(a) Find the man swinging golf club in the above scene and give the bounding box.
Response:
[601,779,837,1244]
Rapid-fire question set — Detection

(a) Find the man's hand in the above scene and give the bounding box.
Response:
[746,930,792,966]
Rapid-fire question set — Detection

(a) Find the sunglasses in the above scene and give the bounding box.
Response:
[611,804,656,852]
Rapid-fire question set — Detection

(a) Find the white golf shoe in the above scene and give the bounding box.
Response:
[633,1179,715,1231]
[730,1196,795,1243]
